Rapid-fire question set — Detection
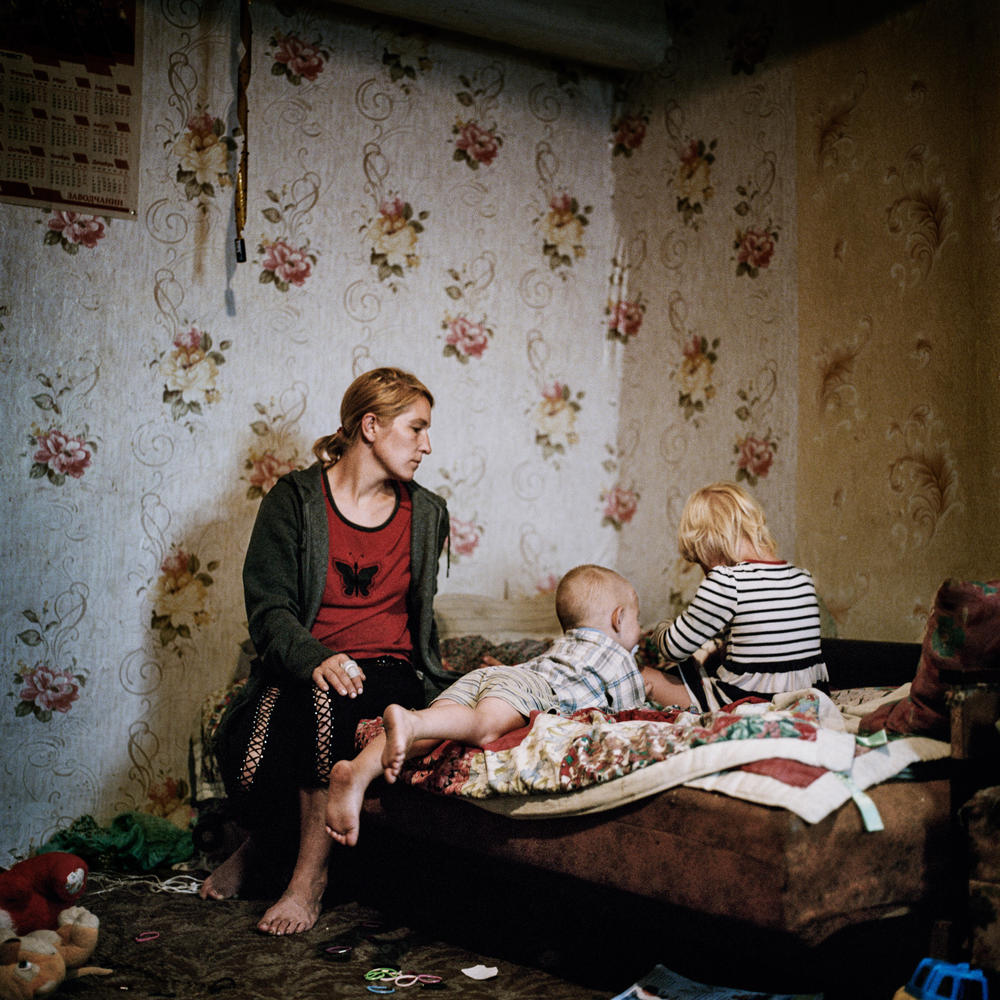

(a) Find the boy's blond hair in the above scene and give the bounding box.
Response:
[555,564,632,631]
[677,481,777,567]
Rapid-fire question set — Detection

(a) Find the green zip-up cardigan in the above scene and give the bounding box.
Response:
[242,463,451,695]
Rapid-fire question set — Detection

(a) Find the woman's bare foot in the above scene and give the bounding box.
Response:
[258,786,331,934]
[199,836,253,900]
[256,881,324,935]
[381,703,417,782]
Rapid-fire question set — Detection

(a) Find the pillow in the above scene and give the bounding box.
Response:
[635,629,663,670]
[859,578,1000,739]
[434,593,558,674]
[434,592,560,643]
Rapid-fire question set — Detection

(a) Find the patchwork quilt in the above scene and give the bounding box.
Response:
[357,691,949,824]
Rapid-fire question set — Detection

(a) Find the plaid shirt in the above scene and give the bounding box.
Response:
[522,628,646,715]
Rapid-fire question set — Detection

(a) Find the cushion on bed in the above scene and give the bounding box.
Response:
[859,578,1000,739]
[435,591,558,675]
[434,592,560,643]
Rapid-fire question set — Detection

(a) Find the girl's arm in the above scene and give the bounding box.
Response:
[641,666,693,709]
[653,567,738,662]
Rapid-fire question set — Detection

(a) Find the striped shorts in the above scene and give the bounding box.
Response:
[433,665,557,719]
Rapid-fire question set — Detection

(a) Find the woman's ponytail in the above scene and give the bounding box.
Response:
[312,428,346,467]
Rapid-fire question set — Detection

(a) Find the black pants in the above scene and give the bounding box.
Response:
[219,656,424,831]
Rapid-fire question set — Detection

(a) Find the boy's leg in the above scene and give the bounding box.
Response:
[325,713,445,846]
[382,696,527,781]
[324,704,449,847]
[381,699,467,780]
[325,733,387,847]
[327,695,527,848]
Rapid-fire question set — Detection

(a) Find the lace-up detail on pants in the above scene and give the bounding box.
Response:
[238,685,280,791]
[312,686,335,783]
[238,684,337,791]
[220,656,423,826]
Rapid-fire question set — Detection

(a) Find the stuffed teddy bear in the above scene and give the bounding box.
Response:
[0,855,88,936]
[0,905,111,1000]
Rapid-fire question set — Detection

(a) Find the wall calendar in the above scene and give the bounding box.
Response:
[0,0,142,219]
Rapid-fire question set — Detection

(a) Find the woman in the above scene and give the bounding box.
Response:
[201,367,450,935]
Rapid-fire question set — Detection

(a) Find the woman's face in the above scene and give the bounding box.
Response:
[369,397,432,481]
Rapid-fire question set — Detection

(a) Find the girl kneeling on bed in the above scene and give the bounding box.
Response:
[642,481,830,713]
[325,563,647,846]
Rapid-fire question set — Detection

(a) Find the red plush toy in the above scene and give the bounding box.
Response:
[0,854,89,935]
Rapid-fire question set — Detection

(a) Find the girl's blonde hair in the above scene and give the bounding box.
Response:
[677,481,776,567]
[312,367,434,467]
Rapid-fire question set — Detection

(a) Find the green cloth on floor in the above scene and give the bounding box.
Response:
[39,812,193,871]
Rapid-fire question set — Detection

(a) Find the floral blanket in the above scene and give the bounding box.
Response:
[361,693,842,800]
[357,692,950,823]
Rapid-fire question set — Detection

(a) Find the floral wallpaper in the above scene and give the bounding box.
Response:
[0,0,997,859]
[794,0,1000,639]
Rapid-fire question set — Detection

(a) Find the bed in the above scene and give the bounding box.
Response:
[193,582,999,991]
[349,587,1000,990]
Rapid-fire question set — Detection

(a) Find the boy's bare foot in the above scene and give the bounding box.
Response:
[256,883,324,935]
[199,836,253,900]
[324,759,366,847]
[381,703,417,782]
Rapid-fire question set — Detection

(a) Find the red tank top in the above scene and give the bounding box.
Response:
[310,476,413,659]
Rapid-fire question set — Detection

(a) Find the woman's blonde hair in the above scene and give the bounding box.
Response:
[677,481,776,567]
[312,367,434,467]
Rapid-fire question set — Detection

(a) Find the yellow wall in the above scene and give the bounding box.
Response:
[795,0,1000,639]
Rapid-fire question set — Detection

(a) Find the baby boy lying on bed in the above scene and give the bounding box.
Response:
[325,563,648,846]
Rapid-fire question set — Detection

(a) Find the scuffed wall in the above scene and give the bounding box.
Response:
[794,0,1000,640]
[1,0,996,858]
[0,0,630,856]
[612,6,799,622]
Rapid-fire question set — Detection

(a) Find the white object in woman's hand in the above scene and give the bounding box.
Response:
[312,654,365,698]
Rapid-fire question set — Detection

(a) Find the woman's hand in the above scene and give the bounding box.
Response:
[312,654,366,699]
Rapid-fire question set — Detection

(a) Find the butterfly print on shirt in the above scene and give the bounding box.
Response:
[334,560,378,597]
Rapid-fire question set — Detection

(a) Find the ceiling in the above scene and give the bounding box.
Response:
[330,0,671,71]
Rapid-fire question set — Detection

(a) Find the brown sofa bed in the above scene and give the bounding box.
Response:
[194,582,998,994]
[355,586,1000,995]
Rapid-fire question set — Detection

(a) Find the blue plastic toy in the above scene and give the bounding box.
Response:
[894,958,989,1000]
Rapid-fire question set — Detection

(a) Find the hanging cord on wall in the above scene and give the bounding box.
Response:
[234,0,251,263]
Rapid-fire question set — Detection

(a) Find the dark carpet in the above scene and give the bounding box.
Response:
[65,839,936,1000]
[56,818,936,1000]
[72,868,620,1000]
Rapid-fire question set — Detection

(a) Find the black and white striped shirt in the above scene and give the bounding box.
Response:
[655,561,828,694]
